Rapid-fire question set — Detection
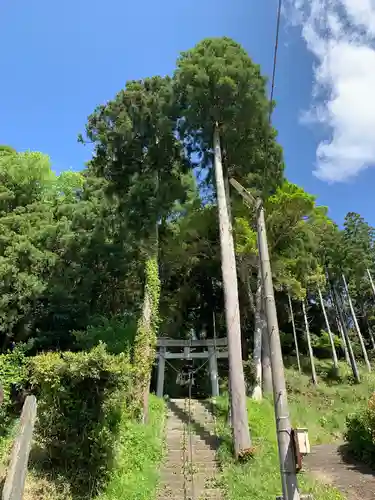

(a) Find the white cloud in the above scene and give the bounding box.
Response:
[285,0,375,182]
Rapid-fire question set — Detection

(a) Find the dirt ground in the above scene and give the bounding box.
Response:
[304,443,375,500]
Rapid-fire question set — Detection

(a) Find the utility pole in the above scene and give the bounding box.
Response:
[230,178,300,500]
[213,125,251,457]
[342,274,371,372]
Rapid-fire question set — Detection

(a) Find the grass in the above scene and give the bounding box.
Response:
[4,395,167,500]
[2,358,375,500]
[213,358,375,500]
[97,395,166,500]
[0,419,18,486]
[287,359,375,444]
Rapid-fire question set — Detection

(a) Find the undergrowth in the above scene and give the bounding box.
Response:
[214,397,343,500]
[4,395,166,500]
[214,359,375,500]
[97,395,166,500]
[287,359,375,444]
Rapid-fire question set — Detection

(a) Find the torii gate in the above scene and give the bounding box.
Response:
[155,337,228,398]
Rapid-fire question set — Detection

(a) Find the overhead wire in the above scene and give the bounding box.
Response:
[262,0,283,194]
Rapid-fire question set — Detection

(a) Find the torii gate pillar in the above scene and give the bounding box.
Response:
[156,346,166,398]
[208,346,219,397]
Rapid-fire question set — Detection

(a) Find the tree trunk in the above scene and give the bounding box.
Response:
[366,268,375,349]
[287,292,301,373]
[342,274,371,372]
[301,300,317,385]
[332,284,360,383]
[318,287,339,370]
[365,316,375,350]
[140,286,152,423]
[134,204,160,423]
[337,317,350,364]
[133,262,155,423]
[367,267,375,300]
[252,268,262,400]
[213,125,251,456]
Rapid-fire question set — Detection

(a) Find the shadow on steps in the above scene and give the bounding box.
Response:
[167,399,221,452]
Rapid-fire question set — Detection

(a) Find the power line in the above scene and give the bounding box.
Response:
[268,0,283,126]
[263,0,283,190]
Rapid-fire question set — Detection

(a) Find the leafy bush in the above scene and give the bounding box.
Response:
[73,315,137,354]
[28,344,135,495]
[345,392,375,466]
[311,330,342,359]
[0,345,28,430]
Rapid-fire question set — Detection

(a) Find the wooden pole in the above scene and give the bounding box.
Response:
[253,267,263,400]
[229,178,301,499]
[261,295,273,394]
[213,125,251,456]
[257,200,301,500]
[3,396,37,500]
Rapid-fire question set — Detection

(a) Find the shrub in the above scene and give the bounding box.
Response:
[0,345,28,430]
[345,392,375,466]
[311,330,342,359]
[28,344,135,495]
[73,315,137,354]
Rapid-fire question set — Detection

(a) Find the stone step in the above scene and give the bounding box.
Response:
[158,488,223,499]
[157,399,222,500]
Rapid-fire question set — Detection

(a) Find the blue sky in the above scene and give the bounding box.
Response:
[1,0,374,226]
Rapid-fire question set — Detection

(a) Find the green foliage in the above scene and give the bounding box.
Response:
[214,391,343,499]
[73,315,137,354]
[28,344,135,495]
[145,256,161,333]
[311,330,342,359]
[242,358,257,394]
[175,37,284,194]
[286,359,375,442]
[0,151,55,212]
[0,145,16,155]
[133,256,161,416]
[345,392,375,466]
[98,395,166,500]
[234,217,257,257]
[4,397,166,500]
[0,346,28,427]
[82,76,189,238]
[266,181,327,296]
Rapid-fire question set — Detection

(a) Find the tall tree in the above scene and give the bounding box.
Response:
[174,37,285,455]
[81,76,190,420]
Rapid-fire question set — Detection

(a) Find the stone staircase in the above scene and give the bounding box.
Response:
[157,399,223,500]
